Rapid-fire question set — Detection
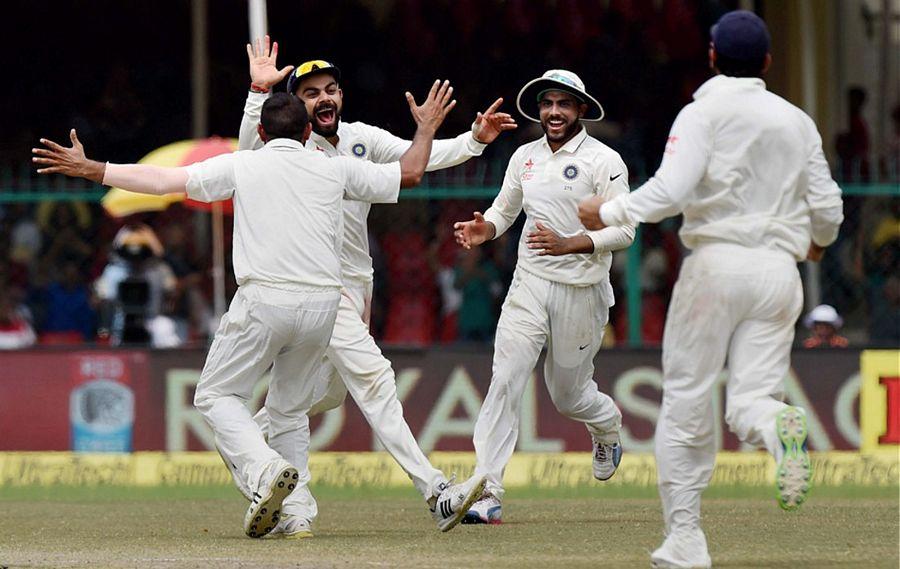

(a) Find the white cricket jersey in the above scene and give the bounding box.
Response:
[483,127,635,289]
[600,75,844,260]
[240,92,486,283]
[184,138,400,289]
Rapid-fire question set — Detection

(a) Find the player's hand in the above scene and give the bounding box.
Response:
[526,222,571,256]
[472,98,518,144]
[32,129,105,183]
[578,195,607,230]
[406,79,456,134]
[807,243,825,262]
[247,35,294,90]
[454,211,495,249]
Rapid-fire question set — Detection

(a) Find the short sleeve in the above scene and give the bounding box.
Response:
[184,153,237,202]
[334,157,401,204]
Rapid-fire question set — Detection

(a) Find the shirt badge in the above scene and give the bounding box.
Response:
[351,143,367,158]
[563,164,579,181]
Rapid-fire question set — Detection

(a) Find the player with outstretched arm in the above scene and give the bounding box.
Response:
[454,70,635,524]
[577,11,844,568]
[32,85,487,538]
[228,36,517,536]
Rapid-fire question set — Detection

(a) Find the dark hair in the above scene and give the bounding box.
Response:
[260,93,310,141]
[715,52,767,78]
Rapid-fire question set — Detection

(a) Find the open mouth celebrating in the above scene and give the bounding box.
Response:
[315,105,337,128]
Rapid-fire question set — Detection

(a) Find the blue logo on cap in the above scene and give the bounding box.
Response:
[563,164,579,180]
[352,143,367,158]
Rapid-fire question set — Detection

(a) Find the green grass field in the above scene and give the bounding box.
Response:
[1,485,897,568]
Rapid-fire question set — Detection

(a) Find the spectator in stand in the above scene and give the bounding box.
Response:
[802,304,848,348]
[835,86,870,181]
[6,204,43,268]
[95,224,179,347]
[870,274,900,345]
[42,258,96,341]
[37,201,94,271]
[160,223,212,342]
[0,287,36,349]
[453,246,502,343]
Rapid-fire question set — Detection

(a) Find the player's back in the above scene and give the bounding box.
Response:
[227,140,346,289]
[679,75,821,260]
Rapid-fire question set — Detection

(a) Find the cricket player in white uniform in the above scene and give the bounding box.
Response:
[454,70,635,523]
[578,11,844,568]
[33,87,486,537]
[227,37,515,536]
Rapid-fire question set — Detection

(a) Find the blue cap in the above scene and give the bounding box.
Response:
[711,10,770,63]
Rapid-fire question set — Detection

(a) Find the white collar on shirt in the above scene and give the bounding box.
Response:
[265,138,307,150]
[540,125,588,155]
[693,75,767,100]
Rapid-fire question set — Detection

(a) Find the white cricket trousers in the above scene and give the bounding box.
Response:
[250,279,445,521]
[194,282,339,504]
[656,243,803,537]
[474,269,622,499]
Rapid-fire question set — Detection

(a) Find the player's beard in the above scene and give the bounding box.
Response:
[312,101,342,138]
[540,113,580,145]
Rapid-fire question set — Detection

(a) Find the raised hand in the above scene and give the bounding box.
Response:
[578,195,607,230]
[247,35,294,90]
[453,212,495,250]
[473,98,518,144]
[405,79,457,134]
[32,129,105,183]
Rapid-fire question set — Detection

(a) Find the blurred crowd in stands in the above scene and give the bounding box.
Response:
[1,0,897,349]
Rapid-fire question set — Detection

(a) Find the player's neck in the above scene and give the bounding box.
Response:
[546,124,583,153]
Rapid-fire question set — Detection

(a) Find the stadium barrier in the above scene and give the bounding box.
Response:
[0,348,873,453]
[0,451,896,489]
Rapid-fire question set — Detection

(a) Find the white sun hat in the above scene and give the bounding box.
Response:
[516,69,604,123]
[803,304,843,329]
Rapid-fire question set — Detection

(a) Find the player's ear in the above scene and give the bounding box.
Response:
[301,122,312,144]
[761,53,772,75]
[578,103,588,119]
[257,124,269,143]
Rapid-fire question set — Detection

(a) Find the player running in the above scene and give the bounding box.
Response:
[577,11,844,568]
[33,86,483,538]
[454,70,634,524]
[231,36,516,536]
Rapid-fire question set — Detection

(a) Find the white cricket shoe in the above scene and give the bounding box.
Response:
[592,433,623,481]
[429,474,487,532]
[776,406,811,511]
[265,513,313,540]
[244,458,298,539]
[650,528,712,568]
[462,493,502,525]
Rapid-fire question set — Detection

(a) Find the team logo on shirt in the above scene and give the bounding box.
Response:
[351,143,367,158]
[563,164,579,180]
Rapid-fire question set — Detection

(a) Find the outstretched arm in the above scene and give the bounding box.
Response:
[368,96,517,169]
[33,129,188,195]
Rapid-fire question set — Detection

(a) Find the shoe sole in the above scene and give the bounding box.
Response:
[776,407,811,511]
[244,465,299,538]
[440,476,487,533]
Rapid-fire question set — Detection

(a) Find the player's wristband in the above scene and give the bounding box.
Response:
[250,83,270,94]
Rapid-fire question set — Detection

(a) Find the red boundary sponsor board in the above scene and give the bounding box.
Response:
[0,347,861,452]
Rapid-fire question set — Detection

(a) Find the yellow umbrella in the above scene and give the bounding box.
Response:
[101,138,238,218]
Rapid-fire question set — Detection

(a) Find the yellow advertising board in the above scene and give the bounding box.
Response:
[860,350,900,452]
[0,451,896,488]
